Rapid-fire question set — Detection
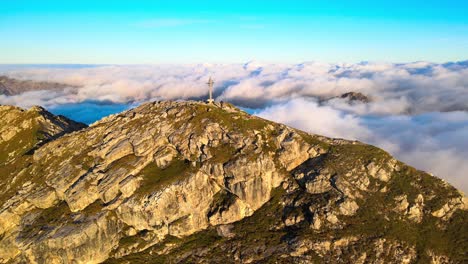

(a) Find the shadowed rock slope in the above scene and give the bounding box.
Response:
[0,101,466,264]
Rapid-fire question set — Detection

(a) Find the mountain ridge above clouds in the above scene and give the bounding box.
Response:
[0,100,466,263]
[0,75,77,96]
[1,60,467,113]
[0,61,467,193]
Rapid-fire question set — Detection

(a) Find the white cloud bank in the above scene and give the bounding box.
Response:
[0,61,467,192]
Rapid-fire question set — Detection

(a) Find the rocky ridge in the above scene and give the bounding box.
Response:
[0,105,86,164]
[0,101,466,263]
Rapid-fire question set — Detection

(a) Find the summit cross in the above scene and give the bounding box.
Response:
[207,77,214,104]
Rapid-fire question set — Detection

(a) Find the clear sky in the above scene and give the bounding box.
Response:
[1,0,467,64]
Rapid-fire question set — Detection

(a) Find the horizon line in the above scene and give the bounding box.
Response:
[1,59,468,66]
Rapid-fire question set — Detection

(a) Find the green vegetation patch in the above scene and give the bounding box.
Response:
[136,158,199,196]
[19,200,105,240]
[0,118,41,164]
[388,165,460,210]
[296,130,331,151]
[209,143,238,164]
[0,156,33,203]
[324,143,391,176]
[178,104,269,135]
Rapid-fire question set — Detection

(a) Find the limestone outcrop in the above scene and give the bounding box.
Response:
[0,101,466,263]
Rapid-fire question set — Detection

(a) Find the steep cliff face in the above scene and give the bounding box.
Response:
[0,101,466,264]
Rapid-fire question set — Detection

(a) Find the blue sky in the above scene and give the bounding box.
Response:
[1,0,467,63]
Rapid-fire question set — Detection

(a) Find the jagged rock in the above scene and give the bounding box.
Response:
[374,239,417,264]
[305,174,332,194]
[408,194,425,223]
[367,161,394,182]
[427,250,451,264]
[432,196,467,220]
[339,200,359,216]
[277,131,312,171]
[216,224,235,238]
[395,195,410,213]
[26,186,59,209]
[310,215,322,230]
[284,210,305,226]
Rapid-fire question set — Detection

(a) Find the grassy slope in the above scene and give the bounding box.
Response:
[0,111,43,164]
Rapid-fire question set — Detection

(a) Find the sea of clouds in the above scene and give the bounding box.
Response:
[0,61,467,192]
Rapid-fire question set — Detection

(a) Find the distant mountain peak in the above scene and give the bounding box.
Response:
[0,75,77,96]
[339,91,371,103]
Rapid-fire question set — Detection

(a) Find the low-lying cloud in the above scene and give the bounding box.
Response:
[0,61,467,192]
[3,61,468,113]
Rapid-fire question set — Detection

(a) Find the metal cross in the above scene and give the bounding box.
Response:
[207,77,214,104]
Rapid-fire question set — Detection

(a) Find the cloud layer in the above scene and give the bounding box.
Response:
[0,61,467,192]
[2,61,468,113]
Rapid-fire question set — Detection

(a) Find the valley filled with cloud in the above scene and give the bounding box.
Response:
[1,61,467,192]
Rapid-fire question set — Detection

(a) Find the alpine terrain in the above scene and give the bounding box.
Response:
[0,101,466,264]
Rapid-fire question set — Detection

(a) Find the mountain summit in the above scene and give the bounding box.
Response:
[0,101,466,263]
